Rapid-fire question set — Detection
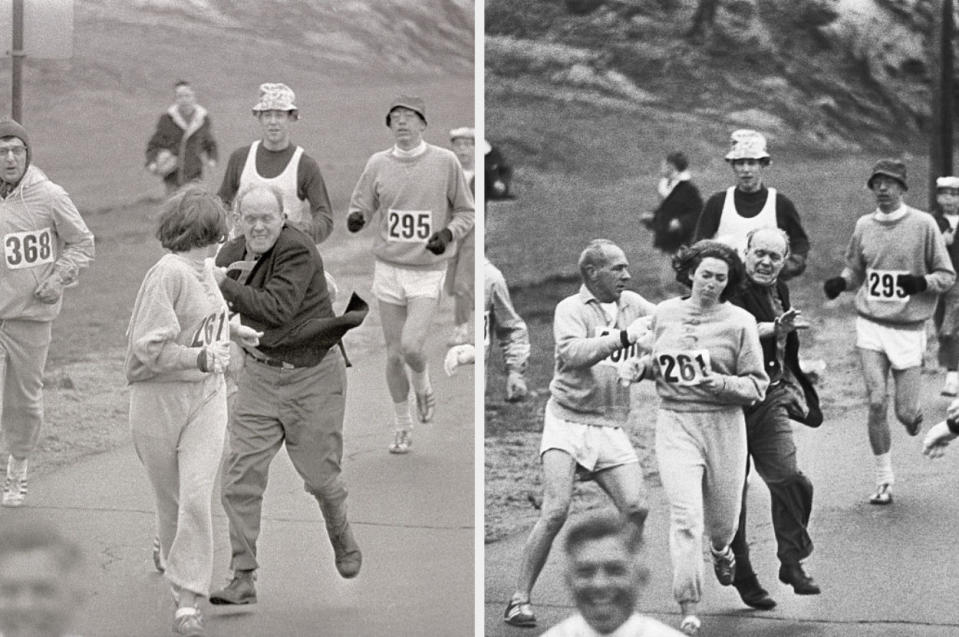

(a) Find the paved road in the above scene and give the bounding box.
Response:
[13,335,475,637]
[485,366,959,636]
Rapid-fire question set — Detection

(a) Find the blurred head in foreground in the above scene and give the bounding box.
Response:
[0,513,86,637]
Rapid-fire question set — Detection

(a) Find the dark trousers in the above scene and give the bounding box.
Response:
[731,383,813,580]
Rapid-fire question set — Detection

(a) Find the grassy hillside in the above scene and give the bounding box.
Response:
[3,0,474,210]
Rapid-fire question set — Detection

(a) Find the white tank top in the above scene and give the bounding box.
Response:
[238,141,309,226]
[714,186,778,256]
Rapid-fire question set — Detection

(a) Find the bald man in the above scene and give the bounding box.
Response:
[728,227,822,610]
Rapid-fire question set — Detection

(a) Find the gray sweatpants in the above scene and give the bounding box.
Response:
[130,375,227,596]
[0,319,52,458]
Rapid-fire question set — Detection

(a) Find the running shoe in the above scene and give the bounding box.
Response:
[1,476,27,508]
[172,607,205,636]
[389,429,412,454]
[943,376,959,397]
[869,483,893,505]
[415,389,436,423]
[710,545,736,586]
[504,598,536,627]
[680,615,701,635]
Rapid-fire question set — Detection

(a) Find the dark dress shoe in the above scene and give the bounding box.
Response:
[733,575,777,610]
[779,562,821,595]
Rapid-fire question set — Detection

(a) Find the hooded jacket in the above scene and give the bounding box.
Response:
[0,165,95,321]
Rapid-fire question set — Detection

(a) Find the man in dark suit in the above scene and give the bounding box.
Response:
[728,227,822,611]
[209,183,365,605]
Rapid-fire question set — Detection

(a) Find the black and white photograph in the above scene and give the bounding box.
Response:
[0,1,474,636]
[484,1,959,635]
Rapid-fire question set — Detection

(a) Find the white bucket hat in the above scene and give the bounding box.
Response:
[725,129,770,161]
[252,83,298,115]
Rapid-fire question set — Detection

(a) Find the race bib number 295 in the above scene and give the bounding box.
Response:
[866,269,908,302]
[4,228,53,269]
[387,209,432,243]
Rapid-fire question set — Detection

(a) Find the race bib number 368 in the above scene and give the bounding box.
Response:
[657,350,711,386]
[866,269,908,302]
[4,228,53,269]
[387,209,432,243]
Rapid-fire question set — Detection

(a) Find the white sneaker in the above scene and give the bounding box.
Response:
[388,429,412,454]
[1,476,26,507]
[943,376,959,397]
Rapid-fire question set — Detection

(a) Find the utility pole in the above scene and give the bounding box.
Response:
[10,0,22,122]
[931,0,955,209]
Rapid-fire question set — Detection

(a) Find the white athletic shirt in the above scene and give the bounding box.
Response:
[715,186,778,256]
[239,141,309,226]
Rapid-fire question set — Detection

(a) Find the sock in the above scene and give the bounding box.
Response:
[174,606,199,619]
[948,370,958,385]
[410,367,431,394]
[6,456,26,479]
[393,400,413,430]
[874,452,894,487]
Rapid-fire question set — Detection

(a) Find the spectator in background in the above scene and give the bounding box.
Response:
[218,83,335,245]
[146,80,218,194]
[539,512,684,637]
[0,118,95,509]
[485,140,514,201]
[694,130,810,280]
[822,159,954,505]
[0,513,86,637]
[641,151,702,255]
[932,176,959,396]
[446,127,476,346]
[485,258,530,401]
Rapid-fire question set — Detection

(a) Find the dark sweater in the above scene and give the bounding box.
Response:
[730,278,822,427]
[216,225,333,367]
[648,180,703,253]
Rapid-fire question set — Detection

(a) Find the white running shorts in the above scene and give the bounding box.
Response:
[373,260,446,305]
[540,404,638,472]
[856,316,926,370]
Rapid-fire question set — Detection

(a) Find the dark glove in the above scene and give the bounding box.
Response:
[346,211,365,233]
[897,274,928,295]
[426,228,453,255]
[823,276,846,300]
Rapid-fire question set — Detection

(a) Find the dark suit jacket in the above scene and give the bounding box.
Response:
[216,225,336,367]
[731,279,823,428]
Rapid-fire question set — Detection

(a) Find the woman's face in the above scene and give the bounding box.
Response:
[690,256,729,303]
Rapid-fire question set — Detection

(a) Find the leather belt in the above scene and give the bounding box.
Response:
[245,351,297,370]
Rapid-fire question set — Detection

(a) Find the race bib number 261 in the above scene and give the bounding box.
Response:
[387,209,432,243]
[657,350,711,386]
[4,228,53,270]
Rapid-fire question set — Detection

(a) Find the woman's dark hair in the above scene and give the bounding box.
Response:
[155,184,229,252]
[671,239,744,302]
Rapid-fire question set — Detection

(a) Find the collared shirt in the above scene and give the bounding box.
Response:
[540,612,685,637]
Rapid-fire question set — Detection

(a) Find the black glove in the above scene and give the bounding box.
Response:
[426,228,453,255]
[346,211,365,233]
[823,276,846,300]
[897,274,928,295]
